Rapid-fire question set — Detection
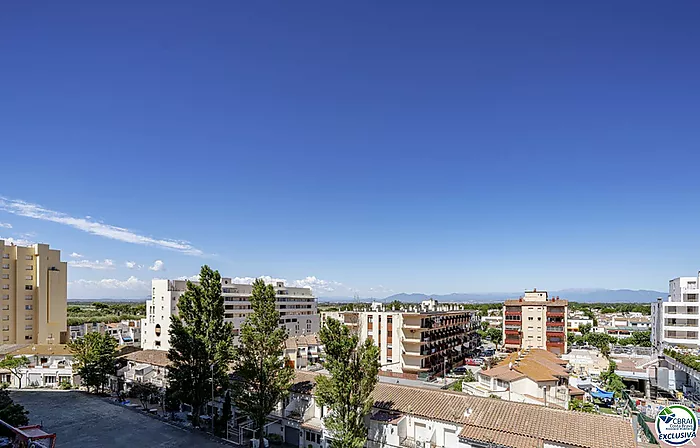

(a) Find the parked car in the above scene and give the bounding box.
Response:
[453,366,468,375]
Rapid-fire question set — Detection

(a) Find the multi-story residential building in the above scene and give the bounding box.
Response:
[321,303,480,380]
[462,348,574,408]
[0,240,67,345]
[284,334,323,370]
[142,278,319,351]
[606,314,651,336]
[70,319,141,346]
[0,344,77,389]
[502,289,568,355]
[115,349,170,391]
[652,273,700,349]
[252,370,636,448]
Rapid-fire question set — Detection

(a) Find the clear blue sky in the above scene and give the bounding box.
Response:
[1,2,699,299]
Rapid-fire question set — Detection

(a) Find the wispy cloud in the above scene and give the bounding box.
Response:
[68,259,116,270]
[0,223,11,229]
[125,261,142,270]
[0,236,34,247]
[149,260,165,271]
[0,196,203,256]
[69,276,149,299]
[230,275,345,294]
[70,252,84,258]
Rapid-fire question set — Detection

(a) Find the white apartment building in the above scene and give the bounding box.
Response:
[0,344,77,389]
[142,278,319,351]
[652,273,700,349]
[0,240,67,345]
[321,304,480,380]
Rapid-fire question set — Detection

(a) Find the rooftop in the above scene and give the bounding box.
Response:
[120,349,170,368]
[481,349,568,382]
[285,334,321,350]
[0,344,73,357]
[290,371,635,448]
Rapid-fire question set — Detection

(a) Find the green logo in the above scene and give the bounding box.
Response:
[656,405,697,446]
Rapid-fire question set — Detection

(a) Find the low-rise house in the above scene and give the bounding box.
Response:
[481,312,503,329]
[462,348,572,408]
[70,320,141,347]
[256,370,636,448]
[562,348,609,378]
[284,334,323,370]
[607,315,651,336]
[567,317,594,333]
[0,344,77,389]
[116,349,169,391]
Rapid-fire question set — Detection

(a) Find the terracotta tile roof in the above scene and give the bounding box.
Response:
[483,349,569,383]
[120,349,170,368]
[290,371,636,448]
[569,385,585,397]
[5,344,73,356]
[285,334,321,350]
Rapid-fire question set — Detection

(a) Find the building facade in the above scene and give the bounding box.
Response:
[321,304,480,380]
[142,278,319,351]
[70,320,141,347]
[284,334,323,371]
[0,240,67,345]
[0,344,77,389]
[652,273,700,348]
[503,289,568,355]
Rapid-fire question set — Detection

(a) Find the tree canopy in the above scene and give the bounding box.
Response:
[167,265,234,427]
[69,331,118,393]
[232,278,293,446]
[0,356,29,389]
[0,386,28,435]
[316,317,380,448]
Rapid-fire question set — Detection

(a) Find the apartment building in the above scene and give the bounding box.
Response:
[652,273,700,349]
[254,370,636,448]
[70,319,141,347]
[321,303,480,380]
[284,334,323,370]
[462,348,573,409]
[142,278,319,351]
[0,240,67,345]
[502,289,568,355]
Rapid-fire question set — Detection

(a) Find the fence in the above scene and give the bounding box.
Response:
[637,412,658,444]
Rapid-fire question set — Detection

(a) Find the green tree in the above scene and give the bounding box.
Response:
[600,360,625,397]
[583,332,613,358]
[0,386,28,434]
[69,331,118,393]
[163,387,181,419]
[579,323,593,336]
[486,327,503,345]
[316,318,380,448]
[450,379,464,392]
[569,398,596,413]
[232,279,293,446]
[463,369,476,383]
[0,356,29,389]
[480,321,489,332]
[387,300,402,311]
[167,266,234,428]
[130,381,160,410]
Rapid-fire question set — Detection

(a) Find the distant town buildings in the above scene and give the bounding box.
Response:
[321,300,480,380]
[481,309,503,328]
[69,320,141,347]
[503,289,568,355]
[0,240,67,345]
[462,348,576,408]
[652,273,700,349]
[142,279,319,351]
[115,349,170,392]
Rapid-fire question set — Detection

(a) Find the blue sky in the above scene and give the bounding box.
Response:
[1,2,700,299]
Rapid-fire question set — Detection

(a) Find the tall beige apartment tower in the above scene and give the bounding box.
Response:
[0,240,67,344]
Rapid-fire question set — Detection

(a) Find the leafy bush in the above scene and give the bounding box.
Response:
[664,348,700,371]
[59,379,72,390]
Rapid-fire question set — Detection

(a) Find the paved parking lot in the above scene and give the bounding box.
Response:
[11,391,226,447]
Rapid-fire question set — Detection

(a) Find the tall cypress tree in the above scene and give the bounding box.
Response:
[316,317,380,448]
[232,279,293,446]
[167,265,234,427]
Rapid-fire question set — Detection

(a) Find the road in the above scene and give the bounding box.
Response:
[11,391,226,447]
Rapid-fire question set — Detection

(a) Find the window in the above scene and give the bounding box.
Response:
[1,316,8,321]
[1,285,8,290]
[25,265,32,271]
[44,376,55,384]
[25,275,32,281]
[528,316,533,321]
[25,255,33,261]
[25,325,32,331]
[2,337,7,342]
[1,254,8,259]
[2,326,8,331]
[1,295,8,300]
[25,295,32,300]
[24,335,32,341]
[1,264,8,269]
[155,340,161,347]
[25,315,32,321]
[1,275,7,280]
[537,317,541,321]
[1,305,8,311]
[25,285,32,290]
[25,305,32,311]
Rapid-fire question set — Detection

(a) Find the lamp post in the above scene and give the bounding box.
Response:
[210,362,215,432]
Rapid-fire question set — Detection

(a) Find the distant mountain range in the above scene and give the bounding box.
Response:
[319,288,665,304]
